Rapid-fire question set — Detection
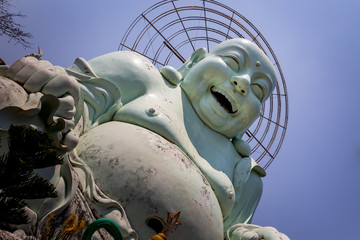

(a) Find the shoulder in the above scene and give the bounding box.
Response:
[87,51,162,84]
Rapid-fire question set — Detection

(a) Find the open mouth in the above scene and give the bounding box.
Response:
[211,86,237,114]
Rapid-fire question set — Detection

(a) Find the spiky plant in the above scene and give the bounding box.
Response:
[0,125,63,228]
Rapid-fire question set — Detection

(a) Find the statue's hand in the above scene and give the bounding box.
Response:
[3,56,80,133]
[1,56,81,150]
[227,224,290,240]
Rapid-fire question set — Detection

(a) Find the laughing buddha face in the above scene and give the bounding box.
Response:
[180,38,277,138]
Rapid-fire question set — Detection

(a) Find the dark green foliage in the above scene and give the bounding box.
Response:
[0,125,64,227]
[0,193,28,225]
[7,125,64,169]
[1,172,58,199]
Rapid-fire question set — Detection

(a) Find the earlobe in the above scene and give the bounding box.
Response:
[160,65,182,86]
[160,47,207,85]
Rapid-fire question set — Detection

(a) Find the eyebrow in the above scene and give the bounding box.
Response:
[215,49,247,68]
[212,45,247,57]
[225,50,244,60]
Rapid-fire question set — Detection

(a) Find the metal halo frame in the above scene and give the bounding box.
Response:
[118,0,288,170]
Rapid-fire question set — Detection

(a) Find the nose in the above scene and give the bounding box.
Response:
[230,75,250,96]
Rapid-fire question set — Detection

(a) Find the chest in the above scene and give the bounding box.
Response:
[113,88,241,179]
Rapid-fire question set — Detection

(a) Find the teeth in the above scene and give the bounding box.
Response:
[212,86,238,113]
[217,89,235,112]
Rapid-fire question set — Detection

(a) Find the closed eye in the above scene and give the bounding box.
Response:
[251,84,265,102]
[223,56,240,72]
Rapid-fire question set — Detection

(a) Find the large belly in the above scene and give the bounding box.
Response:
[76,121,224,239]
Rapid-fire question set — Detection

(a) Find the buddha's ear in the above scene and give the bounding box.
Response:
[161,48,207,86]
[186,47,207,68]
[160,65,182,86]
[177,48,207,79]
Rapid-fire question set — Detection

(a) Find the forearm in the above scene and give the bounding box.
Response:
[224,170,263,232]
[225,159,290,240]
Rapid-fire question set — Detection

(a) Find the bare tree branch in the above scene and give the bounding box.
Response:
[0,0,32,48]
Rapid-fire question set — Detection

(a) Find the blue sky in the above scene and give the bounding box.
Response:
[1,0,360,239]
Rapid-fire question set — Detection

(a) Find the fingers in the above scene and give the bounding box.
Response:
[5,57,38,80]
[61,129,79,151]
[52,116,75,133]
[42,74,80,102]
[5,57,80,135]
[5,57,51,83]
[231,227,259,240]
[55,94,76,120]
[3,57,81,151]
[23,67,58,92]
[256,227,285,240]
[13,60,53,84]
[49,94,76,133]
[241,231,259,240]
[5,57,81,103]
[67,76,81,102]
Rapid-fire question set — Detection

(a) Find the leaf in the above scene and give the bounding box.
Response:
[0,193,29,225]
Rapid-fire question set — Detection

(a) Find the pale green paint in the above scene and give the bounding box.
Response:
[67,39,279,239]
[0,38,289,239]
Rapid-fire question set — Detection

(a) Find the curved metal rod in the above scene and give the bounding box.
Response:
[142,16,245,58]
[153,26,239,65]
[82,218,124,240]
[118,0,289,169]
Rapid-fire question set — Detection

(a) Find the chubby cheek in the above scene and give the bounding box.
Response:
[238,97,262,125]
[189,57,228,78]
[246,99,262,123]
[182,83,207,105]
[182,59,231,107]
[200,61,229,82]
